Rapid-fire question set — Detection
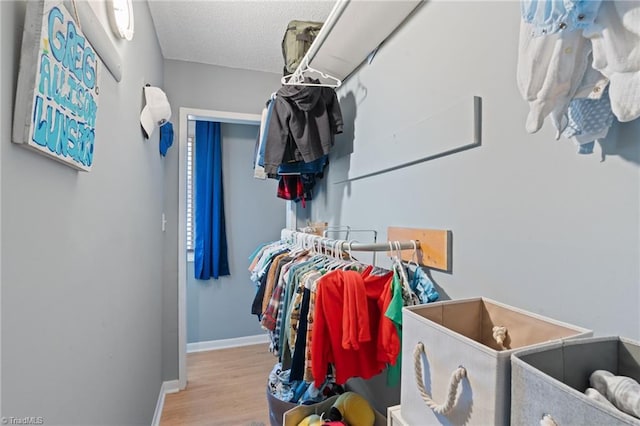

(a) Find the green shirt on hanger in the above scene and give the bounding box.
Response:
[385,271,404,387]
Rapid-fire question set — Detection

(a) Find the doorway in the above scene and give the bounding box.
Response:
[177,107,287,388]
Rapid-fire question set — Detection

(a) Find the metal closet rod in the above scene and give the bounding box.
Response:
[281,229,419,253]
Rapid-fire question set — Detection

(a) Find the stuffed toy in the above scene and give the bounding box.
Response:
[297,413,323,426]
[324,392,375,426]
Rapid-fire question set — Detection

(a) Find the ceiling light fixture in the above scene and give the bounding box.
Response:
[107,0,134,41]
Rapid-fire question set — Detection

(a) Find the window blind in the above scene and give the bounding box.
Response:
[186,136,194,251]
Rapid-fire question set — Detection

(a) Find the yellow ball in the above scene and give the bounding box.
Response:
[297,413,323,426]
[332,392,375,426]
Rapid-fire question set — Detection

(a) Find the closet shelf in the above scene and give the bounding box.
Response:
[283,0,423,87]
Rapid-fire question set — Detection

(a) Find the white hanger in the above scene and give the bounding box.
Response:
[392,241,412,294]
[288,232,309,257]
[346,240,355,261]
[342,240,363,270]
[408,240,420,269]
[281,63,342,88]
[324,239,343,270]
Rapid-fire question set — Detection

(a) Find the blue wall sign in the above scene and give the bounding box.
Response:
[12,0,100,171]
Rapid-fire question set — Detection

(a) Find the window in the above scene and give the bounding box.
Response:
[186,135,194,252]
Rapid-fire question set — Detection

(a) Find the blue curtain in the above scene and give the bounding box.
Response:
[194,121,229,280]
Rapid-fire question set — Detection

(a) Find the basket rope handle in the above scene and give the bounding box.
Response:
[413,342,467,415]
[492,325,508,349]
[540,414,558,426]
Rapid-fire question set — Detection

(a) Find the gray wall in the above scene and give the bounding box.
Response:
[0,1,4,416]
[187,123,284,344]
[1,1,166,424]
[162,60,283,378]
[311,0,640,407]
[315,0,640,340]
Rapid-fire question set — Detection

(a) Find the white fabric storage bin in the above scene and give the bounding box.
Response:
[401,297,592,425]
[387,405,408,426]
[511,336,640,425]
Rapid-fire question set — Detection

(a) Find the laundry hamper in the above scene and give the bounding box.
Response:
[401,297,591,425]
[511,336,640,425]
[266,386,297,426]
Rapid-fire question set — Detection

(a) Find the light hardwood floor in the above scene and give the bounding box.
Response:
[160,343,276,426]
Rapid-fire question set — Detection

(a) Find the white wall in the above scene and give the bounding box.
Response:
[162,59,283,379]
[1,1,166,423]
[311,0,640,405]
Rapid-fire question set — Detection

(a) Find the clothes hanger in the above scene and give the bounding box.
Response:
[288,233,307,258]
[388,241,401,270]
[346,240,355,261]
[335,240,354,270]
[329,239,349,270]
[392,241,412,294]
[291,235,322,273]
[324,240,343,270]
[407,240,421,270]
[409,240,420,268]
[309,236,327,266]
[281,64,342,88]
[315,238,336,271]
[340,240,364,271]
[397,241,421,305]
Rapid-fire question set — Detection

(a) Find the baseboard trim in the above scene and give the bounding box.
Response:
[187,334,269,353]
[151,380,180,426]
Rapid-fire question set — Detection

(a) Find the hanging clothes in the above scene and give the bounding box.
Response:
[582,0,640,123]
[409,265,440,304]
[253,103,271,180]
[263,81,343,176]
[289,287,311,381]
[384,271,405,386]
[255,79,341,205]
[311,266,396,387]
[516,0,640,154]
[248,232,439,389]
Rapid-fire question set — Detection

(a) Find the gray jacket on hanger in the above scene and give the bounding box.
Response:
[263,81,343,177]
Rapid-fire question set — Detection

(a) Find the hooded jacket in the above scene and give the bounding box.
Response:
[263,82,343,176]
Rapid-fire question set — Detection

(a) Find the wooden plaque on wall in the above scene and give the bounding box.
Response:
[12,0,100,171]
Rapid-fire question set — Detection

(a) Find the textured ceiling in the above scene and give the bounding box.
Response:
[147,0,335,74]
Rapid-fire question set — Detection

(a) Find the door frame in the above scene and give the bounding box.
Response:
[177,107,296,389]
[178,107,260,389]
